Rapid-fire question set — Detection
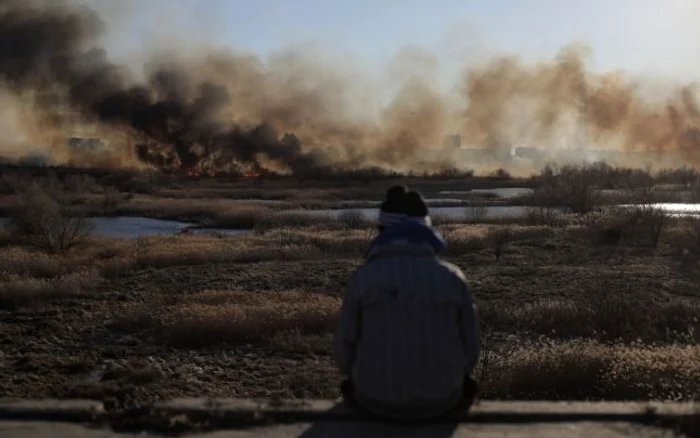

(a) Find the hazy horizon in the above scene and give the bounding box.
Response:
[78,0,700,84]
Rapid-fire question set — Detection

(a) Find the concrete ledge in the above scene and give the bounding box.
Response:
[0,398,104,423]
[0,398,697,436]
[153,398,699,420]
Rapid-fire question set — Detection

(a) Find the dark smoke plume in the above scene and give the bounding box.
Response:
[0,0,333,175]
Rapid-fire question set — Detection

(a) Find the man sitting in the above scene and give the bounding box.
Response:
[334,185,480,421]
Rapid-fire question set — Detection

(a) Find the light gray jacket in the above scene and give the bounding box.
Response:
[334,242,480,418]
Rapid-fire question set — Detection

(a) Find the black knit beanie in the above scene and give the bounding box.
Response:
[378,185,407,228]
[402,190,431,226]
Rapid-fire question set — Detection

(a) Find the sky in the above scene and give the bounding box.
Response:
[79,0,700,84]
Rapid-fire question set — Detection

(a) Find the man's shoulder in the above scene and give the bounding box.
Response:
[436,259,468,282]
[352,255,467,283]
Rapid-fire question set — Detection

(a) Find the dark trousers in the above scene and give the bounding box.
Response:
[340,376,478,422]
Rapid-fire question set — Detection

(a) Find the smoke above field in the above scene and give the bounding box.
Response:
[0,0,699,176]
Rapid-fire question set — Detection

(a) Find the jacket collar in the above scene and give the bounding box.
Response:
[366,241,439,260]
[365,219,446,260]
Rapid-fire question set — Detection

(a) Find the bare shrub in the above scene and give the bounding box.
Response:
[487,228,512,261]
[430,213,454,227]
[656,166,699,188]
[532,164,602,215]
[337,210,368,230]
[523,206,560,226]
[580,209,635,246]
[488,168,512,179]
[101,186,123,213]
[463,204,488,224]
[10,185,93,252]
[629,205,669,247]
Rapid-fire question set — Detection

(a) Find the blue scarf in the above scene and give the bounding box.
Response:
[366,219,446,259]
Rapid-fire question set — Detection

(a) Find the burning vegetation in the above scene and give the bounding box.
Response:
[0,1,699,178]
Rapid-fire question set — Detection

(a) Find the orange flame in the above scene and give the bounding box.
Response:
[242,171,261,179]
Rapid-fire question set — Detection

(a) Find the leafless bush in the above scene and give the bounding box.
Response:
[630,205,669,247]
[487,228,512,261]
[9,185,93,252]
[523,206,560,226]
[656,166,699,188]
[337,210,368,229]
[533,165,602,214]
[488,168,512,179]
[464,204,488,224]
[101,186,123,213]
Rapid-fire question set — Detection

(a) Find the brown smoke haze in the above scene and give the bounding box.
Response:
[0,0,699,177]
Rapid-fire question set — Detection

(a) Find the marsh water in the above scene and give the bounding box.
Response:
[1,188,699,238]
[0,217,250,239]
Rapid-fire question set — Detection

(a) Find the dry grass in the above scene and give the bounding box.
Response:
[155,290,341,347]
[479,297,700,343]
[117,195,238,222]
[0,247,66,279]
[0,270,99,308]
[463,204,489,224]
[97,229,374,276]
[480,340,700,400]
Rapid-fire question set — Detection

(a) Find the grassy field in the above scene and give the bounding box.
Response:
[1,164,700,409]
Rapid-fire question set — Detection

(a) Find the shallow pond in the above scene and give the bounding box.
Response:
[305,205,529,220]
[1,202,698,239]
[0,217,250,239]
[438,188,534,199]
[616,203,700,217]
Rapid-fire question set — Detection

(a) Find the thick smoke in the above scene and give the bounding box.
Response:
[0,0,699,176]
[0,0,340,175]
[461,44,700,166]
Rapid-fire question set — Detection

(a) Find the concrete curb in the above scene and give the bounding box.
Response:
[0,399,104,423]
[0,399,697,436]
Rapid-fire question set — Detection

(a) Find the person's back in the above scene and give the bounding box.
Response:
[334,187,480,420]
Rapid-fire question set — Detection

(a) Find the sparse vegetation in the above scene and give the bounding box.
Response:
[463,204,488,224]
[531,164,602,214]
[1,168,700,408]
[9,184,93,252]
[486,227,513,261]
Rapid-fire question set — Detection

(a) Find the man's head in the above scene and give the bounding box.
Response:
[377,185,431,232]
[402,190,431,226]
[378,185,407,232]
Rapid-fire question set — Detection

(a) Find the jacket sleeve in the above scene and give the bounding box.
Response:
[459,280,480,374]
[333,272,363,375]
